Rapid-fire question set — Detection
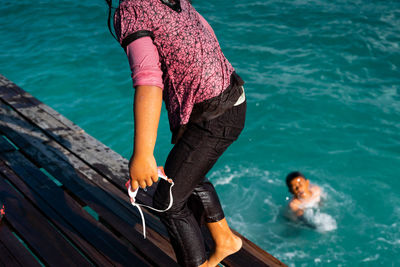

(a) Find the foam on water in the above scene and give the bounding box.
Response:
[302,208,337,232]
[210,165,273,186]
[284,187,337,232]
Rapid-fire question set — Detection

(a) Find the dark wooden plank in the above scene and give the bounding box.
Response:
[0,135,16,153]
[0,243,21,267]
[0,78,166,228]
[0,87,140,232]
[0,88,166,232]
[0,101,48,150]
[239,232,286,266]
[0,74,286,266]
[0,100,144,224]
[0,156,149,267]
[0,239,22,267]
[21,142,177,265]
[0,81,127,187]
[1,76,188,240]
[0,102,178,266]
[0,95,77,143]
[0,178,91,266]
[0,222,41,267]
[0,74,82,133]
[0,82,175,259]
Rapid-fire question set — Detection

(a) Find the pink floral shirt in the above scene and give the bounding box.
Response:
[114,0,235,132]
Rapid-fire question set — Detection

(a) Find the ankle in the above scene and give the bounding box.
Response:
[214,232,238,247]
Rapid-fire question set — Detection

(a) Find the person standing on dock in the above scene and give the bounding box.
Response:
[105,0,246,266]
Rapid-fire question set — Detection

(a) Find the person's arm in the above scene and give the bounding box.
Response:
[129,85,162,190]
[125,37,164,190]
[289,200,304,217]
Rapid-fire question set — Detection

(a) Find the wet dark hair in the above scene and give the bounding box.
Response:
[105,0,120,41]
[286,171,306,193]
[105,0,193,41]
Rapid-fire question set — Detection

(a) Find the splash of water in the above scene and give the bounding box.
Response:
[302,208,337,232]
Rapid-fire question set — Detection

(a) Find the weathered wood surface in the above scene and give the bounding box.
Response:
[0,221,41,267]
[0,74,286,267]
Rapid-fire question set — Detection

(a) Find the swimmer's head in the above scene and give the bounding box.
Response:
[286,171,309,196]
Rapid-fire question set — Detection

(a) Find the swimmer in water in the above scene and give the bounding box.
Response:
[286,171,321,217]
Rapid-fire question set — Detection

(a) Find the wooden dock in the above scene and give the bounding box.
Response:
[0,74,286,266]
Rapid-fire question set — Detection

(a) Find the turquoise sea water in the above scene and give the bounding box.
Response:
[1,0,399,265]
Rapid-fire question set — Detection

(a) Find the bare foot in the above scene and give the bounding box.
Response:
[208,234,242,267]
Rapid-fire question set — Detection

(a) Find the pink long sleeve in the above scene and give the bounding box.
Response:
[126,36,164,89]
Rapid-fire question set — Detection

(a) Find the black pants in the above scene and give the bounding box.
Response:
[153,101,246,266]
